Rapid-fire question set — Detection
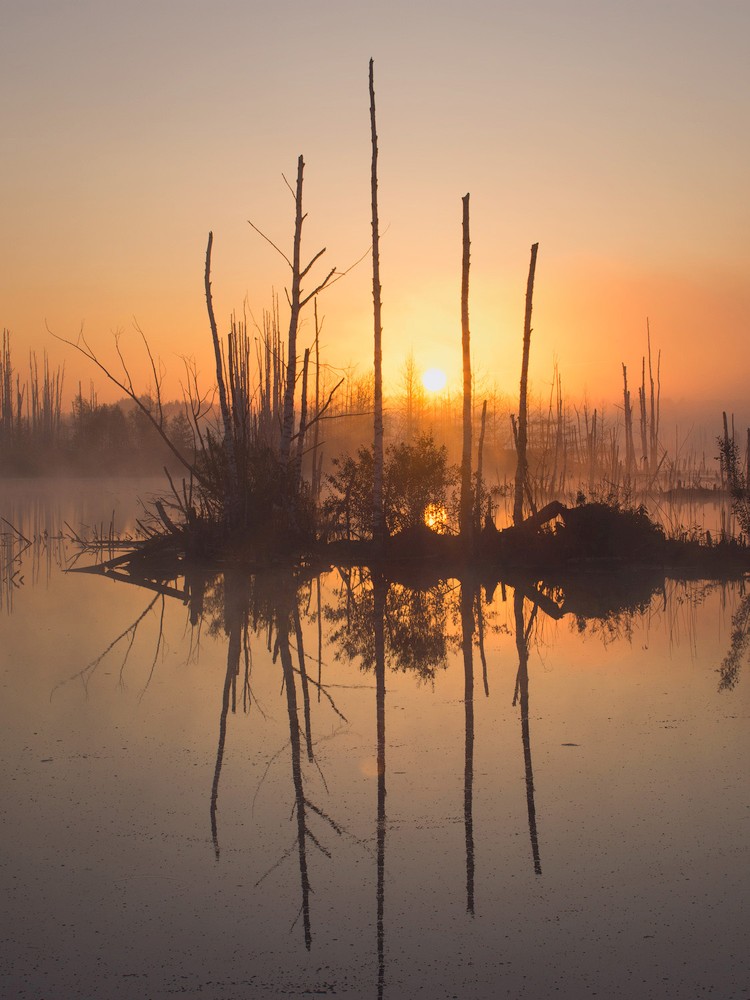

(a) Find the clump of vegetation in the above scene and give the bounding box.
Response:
[553,497,665,561]
[321,434,455,541]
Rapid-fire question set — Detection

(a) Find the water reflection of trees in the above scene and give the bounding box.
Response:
[50,592,166,699]
[205,568,350,952]
[325,568,453,680]
[324,569,541,918]
[52,555,748,990]
[1,517,73,614]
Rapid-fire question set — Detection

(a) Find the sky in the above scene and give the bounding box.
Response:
[2,0,749,422]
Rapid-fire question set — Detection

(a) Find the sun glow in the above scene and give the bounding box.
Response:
[422,367,447,393]
[423,503,449,533]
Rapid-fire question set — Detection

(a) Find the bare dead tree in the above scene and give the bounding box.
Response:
[205,232,240,521]
[475,398,487,530]
[249,157,337,471]
[370,59,385,547]
[295,348,311,484]
[513,243,539,526]
[638,356,648,469]
[460,194,473,541]
[622,363,635,484]
[311,300,323,503]
[647,319,660,475]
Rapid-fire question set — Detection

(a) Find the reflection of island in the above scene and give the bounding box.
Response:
[62,553,747,984]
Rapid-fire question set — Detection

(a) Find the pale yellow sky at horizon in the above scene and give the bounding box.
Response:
[2,0,748,418]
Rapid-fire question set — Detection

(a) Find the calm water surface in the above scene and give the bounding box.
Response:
[1,481,748,999]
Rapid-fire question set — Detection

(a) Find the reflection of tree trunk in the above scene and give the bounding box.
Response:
[476,590,489,698]
[461,583,475,913]
[293,605,314,762]
[278,608,312,950]
[373,574,387,999]
[185,565,205,627]
[210,589,243,860]
[513,590,542,875]
[316,576,323,703]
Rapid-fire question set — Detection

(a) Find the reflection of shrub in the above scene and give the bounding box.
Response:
[322,434,456,539]
[324,570,451,679]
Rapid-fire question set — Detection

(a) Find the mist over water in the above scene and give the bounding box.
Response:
[1,483,748,999]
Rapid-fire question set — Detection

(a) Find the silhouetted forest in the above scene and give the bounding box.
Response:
[1,330,193,475]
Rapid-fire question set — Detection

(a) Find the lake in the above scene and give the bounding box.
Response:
[1,480,748,999]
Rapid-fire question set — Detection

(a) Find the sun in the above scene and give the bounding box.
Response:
[422,367,447,392]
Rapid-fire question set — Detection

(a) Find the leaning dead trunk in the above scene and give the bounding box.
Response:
[513,243,539,526]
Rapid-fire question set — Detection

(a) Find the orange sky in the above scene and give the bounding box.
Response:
[2,1,748,421]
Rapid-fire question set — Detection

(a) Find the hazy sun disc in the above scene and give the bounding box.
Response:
[422,367,447,392]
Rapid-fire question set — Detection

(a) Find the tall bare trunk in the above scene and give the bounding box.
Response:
[205,231,239,524]
[622,363,634,484]
[295,347,310,483]
[311,300,322,505]
[280,156,305,469]
[370,59,385,546]
[460,194,473,541]
[647,320,661,476]
[475,399,487,530]
[513,243,539,526]
[638,357,648,468]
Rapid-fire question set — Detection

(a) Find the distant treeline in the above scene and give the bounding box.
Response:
[0,327,736,501]
[0,329,192,475]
